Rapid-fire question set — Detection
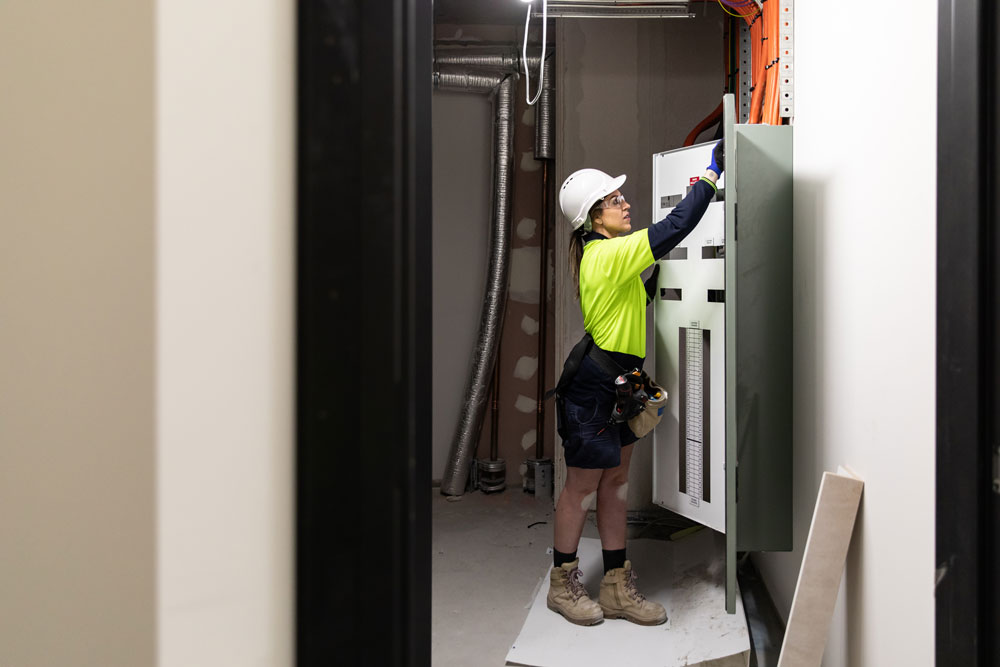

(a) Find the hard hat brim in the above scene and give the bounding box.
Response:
[606,174,627,198]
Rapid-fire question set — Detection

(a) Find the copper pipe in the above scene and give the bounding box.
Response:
[535,162,551,460]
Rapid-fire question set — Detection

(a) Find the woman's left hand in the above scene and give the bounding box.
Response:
[708,140,725,176]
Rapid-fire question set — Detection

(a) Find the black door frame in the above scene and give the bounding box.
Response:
[294,0,1000,663]
[936,1,998,664]
[295,1,432,664]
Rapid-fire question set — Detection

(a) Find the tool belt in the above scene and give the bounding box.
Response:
[626,377,666,439]
[546,333,667,438]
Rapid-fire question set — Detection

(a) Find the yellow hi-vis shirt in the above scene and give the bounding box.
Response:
[579,228,654,359]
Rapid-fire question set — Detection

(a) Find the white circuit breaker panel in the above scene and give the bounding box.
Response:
[651,142,727,534]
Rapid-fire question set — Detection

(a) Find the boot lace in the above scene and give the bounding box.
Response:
[566,568,588,600]
[625,569,646,603]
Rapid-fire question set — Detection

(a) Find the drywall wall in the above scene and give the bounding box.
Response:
[156,0,294,665]
[432,91,492,481]
[554,10,726,508]
[752,2,937,666]
[432,24,556,486]
[0,2,157,665]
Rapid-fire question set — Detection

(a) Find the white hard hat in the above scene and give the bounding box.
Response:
[558,168,627,230]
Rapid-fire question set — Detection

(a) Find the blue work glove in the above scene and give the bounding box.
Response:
[707,140,725,176]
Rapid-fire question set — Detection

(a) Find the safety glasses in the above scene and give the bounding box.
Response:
[600,193,627,209]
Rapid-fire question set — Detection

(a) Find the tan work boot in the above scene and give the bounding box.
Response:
[599,560,667,625]
[546,559,604,626]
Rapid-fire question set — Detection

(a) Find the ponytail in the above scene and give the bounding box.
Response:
[569,201,603,299]
[569,232,584,299]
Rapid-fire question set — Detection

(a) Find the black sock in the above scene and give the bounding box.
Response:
[603,548,627,573]
[553,548,577,568]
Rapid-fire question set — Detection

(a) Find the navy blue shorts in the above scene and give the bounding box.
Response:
[556,353,643,469]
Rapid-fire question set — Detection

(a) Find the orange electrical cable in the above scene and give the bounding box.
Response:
[693,2,786,126]
[767,0,782,124]
[772,0,781,124]
[683,102,723,146]
[738,1,785,126]
[765,1,775,124]
[748,9,764,123]
[756,10,765,122]
[762,0,777,124]
[683,10,731,145]
[722,2,772,125]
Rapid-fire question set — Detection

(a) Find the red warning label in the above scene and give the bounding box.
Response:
[689,176,700,186]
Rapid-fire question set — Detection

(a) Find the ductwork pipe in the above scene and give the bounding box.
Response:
[433,68,505,93]
[435,48,552,157]
[534,56,554,160]
[433,49,540,73]
[439,73,517,496]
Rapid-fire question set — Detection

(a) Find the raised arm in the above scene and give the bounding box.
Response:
[647,141,724,260]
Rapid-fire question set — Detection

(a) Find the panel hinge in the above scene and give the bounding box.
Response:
[993,444,999,495]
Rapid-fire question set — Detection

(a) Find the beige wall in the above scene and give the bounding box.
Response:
[554,11,726,508]
[0,1,294,665]
[0,1,157,665]
[155,0,294,665]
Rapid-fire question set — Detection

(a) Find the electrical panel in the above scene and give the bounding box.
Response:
[651,143,728,535]
[651,94,793,612]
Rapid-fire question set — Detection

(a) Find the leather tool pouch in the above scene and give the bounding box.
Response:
[627,377,667,439]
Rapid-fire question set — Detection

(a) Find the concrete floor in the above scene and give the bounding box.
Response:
[431,486,699,666]
[431,485,782,667]
[432,486,554,667]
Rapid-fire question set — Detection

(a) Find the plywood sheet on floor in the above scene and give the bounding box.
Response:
[506,531,750,667]
[777,469,864,667]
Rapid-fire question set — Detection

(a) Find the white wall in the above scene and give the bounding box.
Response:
[0,2,156,664]
[156,1,294,665]
[753,2,937,665]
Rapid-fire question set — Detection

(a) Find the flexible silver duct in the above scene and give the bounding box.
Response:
[439,73,518,496]
[433,49,540,73]
[534,57,554,160]
[434,68,505,93]
[435,48,552,158]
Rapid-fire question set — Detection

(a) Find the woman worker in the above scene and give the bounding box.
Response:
[547,143,724,626]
